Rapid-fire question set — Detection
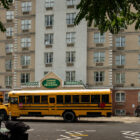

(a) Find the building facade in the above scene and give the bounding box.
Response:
[0,0,140,116]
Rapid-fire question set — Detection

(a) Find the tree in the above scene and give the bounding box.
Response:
[0,0,13,32]
[75,0,140,34]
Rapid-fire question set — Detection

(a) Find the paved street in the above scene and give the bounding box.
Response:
[16,117,140,140]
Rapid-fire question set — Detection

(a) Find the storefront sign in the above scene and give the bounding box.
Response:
[21,82,40,87]
[42,78,60,88]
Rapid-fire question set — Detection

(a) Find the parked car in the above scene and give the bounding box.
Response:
[135,105,140,117]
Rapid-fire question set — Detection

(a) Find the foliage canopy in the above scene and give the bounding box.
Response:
[0,0,13,32]
[75,0,140,34]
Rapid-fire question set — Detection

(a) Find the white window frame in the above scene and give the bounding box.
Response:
[5,59,12,70]
[66,13,75,25]
[21,20,31,31]
[94,71,104,82]
[6,27,13,37]
[115,92,125,102]
[116,36,125,47]
[138,73,140,84]
[66,51,75,63]
[138,92,140,102]
[66,32,75,44]
[44,52,53,64]
[21,55,31,66]
[66,71,75,82]
[6,11,14,20]
[21,2,32,13]
[21,38,31,48]
[45,15,54,27]
[115,73,125,84]
[45,34,53,45]
[45,0,54,8]
[66,0,75,6]
[115,55,125,66]
[94,52,105,62]
[94,32,105,43]
[21,73,30,84]
[115,109,126,116]
[5,76,12,86]
[5,44,13,53]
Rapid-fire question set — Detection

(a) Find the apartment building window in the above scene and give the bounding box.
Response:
[21,2,32,13]
[21,38,31,48]
[66,13,75,25]
[44,52,53,64]
[94,52,105,62]
[94,33,105,43]
[94,71,104,82]
[21,20,31,31]
[138,73,140,84]
[21,73,30,84]
[45,15,54,27]
[6,11,14,20]
[115,109,126,116]
[139,36,140,46]
[66,0,75,6]
[21,55,31,66]
[116,73,125,84]
[66,51,75,63]
[66,32,75,44]
[6,27,13,37]
[5,59,12,70]
[66,71,75,82]
[138,54,140,64]
[45,0,54,8]
[115,55,125,66]
[5,76,12,86]
[5,44,13,53]
[115,92,125,102]
[138,92,140,102]
[44,71,49,75]
[116,36,125,47]
[45,34,53,45]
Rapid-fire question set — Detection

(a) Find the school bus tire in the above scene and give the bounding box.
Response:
[63,111,76,122]
[0,110,8,121]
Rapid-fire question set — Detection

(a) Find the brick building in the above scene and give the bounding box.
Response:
[0,0,140,116]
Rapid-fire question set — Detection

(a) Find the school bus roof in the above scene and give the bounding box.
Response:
[8,89,111,96]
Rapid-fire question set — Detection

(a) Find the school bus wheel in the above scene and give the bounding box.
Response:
[63,111,76,122]
[0,110,8,121]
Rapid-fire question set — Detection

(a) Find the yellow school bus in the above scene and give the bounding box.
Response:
[0,89,112,122]
[0,92,3,105]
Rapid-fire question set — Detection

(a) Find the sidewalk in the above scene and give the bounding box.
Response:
[19,116,140,123]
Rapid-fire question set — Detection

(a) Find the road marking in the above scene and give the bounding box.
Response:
[27,129,34,132]
[121,131,140,140]
[56,130,95,140]
[85,130,96,132]
[57,135,72,140]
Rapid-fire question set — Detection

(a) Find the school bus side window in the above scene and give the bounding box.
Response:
[19,96,25,104]
[34,96,40,104]
[26,96,33,104]
[49,98,55,103]
[102,95,109,103]
[73,95,79,104]
[10,97,18,104]
[81,95,90,103]
[41,96,48,104]
[65,95,71,104]
[91,95,100,104]
[57,95,63,104]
